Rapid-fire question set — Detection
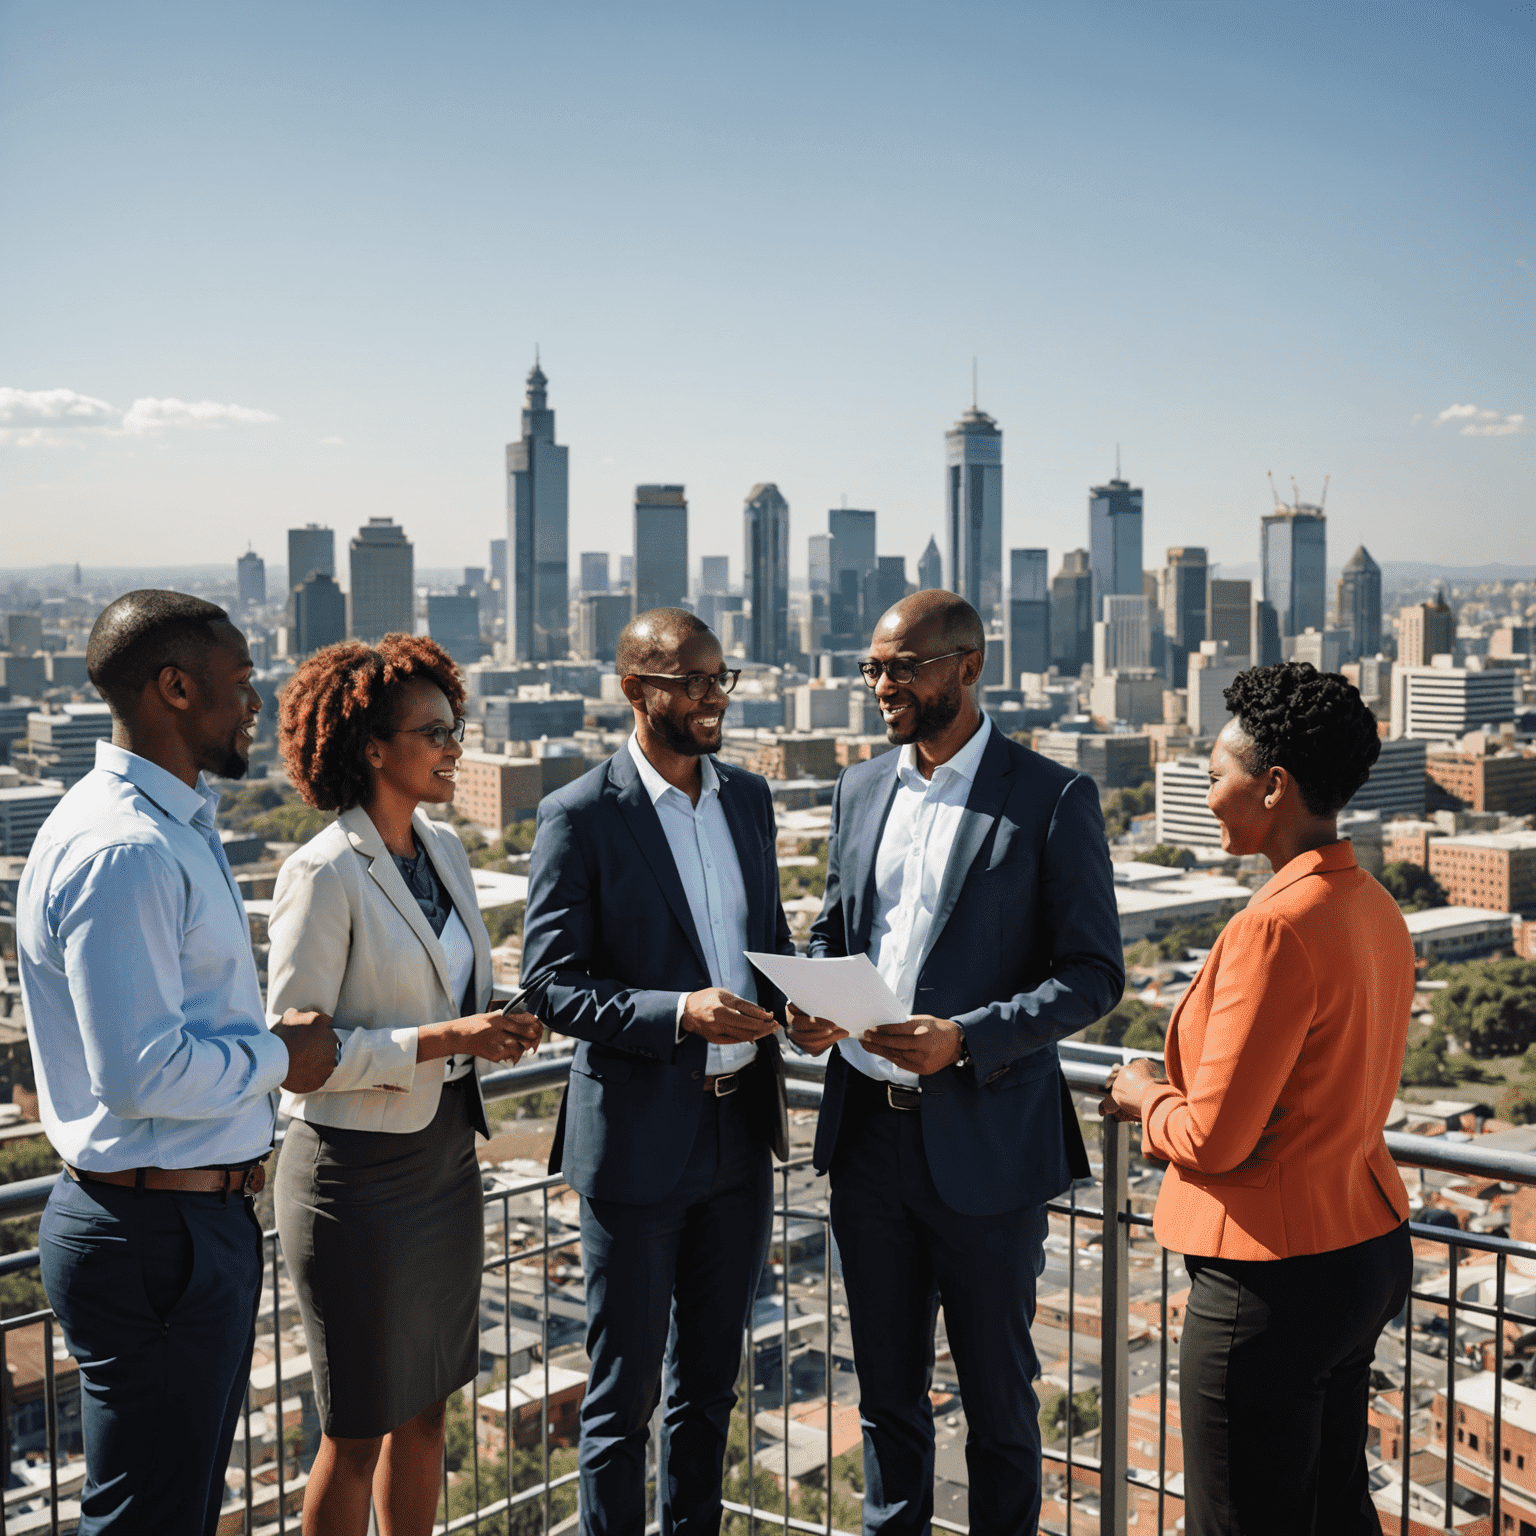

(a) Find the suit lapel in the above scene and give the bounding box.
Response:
[916,727,1013,972]
[849,760,901,955]
[714,762,768,947]
[609,753,711,977]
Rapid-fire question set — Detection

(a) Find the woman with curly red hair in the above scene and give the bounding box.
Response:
[267,634,542,1536]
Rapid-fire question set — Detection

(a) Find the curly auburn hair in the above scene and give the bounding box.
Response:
[279,635,466,811]
[1222,661,1381,817]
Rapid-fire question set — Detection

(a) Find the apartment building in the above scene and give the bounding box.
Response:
[1425,831,1536,914]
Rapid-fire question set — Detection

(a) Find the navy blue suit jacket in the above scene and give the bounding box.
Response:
[521,747,794,1205]
[809,726,1124,1216]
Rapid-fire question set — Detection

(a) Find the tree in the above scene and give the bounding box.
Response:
[1379,862,1449,914]
[1432,961,1536,1059]
[1039,1388,1100,1444]
[1101,782,1156,839]
[1140,844,1196,870]
[1400,1029,1449,1086]
[1085,997,1166,1049]
[1155,915,1229,961]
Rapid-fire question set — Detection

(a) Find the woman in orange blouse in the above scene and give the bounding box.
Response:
[1103,662,1414,1536]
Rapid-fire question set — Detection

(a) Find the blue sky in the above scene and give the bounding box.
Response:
[2,0,1531,582]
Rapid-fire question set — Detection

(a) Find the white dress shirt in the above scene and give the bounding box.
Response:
[440,907,477,1082]
[626,733,759,1076]
[841,713,993,1087]
[17,741,289,1170]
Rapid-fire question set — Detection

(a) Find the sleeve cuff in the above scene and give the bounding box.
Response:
[1139,1082,1181,1157]
[675,992,689,1044]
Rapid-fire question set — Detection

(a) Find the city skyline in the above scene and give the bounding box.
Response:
[1,3,1529,576]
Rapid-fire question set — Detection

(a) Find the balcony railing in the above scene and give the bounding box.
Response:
[1,1042,1533,1535]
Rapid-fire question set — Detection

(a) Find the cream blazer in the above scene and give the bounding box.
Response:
[266,805,493,1134]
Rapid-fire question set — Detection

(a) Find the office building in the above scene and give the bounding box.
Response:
[1260,506,1327,639]
[348,518,414,642]
[1335,546,1381,661]
[490,538,508,596]
[483,694,586,749]
[1291,628,1350,675]
[578,553,609,594]
[619,555,634,590]
[1426,749,1536,815]
[1390,663,1517,742]
[573,593,634,662]
[293,572,346,656]
[1341,653,1392,709]
[1007,549,1050,685]
[1345,737,1427,818]
[945,406,1003,620]
[917,536,943,592]
[1088,476,1144,621]
[808,535,833,595]
[1161,547,1207,686]
[454,752,545,834]
[828,509,877,591]
[1187,640,1245,737]
[744,484,790,666]
[695,591,742,638]
[506,359,570,660]
[1088,671,1164,727]
[1399,593,1456,667]
[4,614,42,653]
[1491,621,1536,659]
[872,556,907,617]
[1251,599,1282,667]
[1094,595,1152,674]
[0,701,33,763]
[237,550,266,610]
[0,782,65,855]
[288,524,335,587]
[427,595,482,667]
[1425,831,1536,915]
[1051,550,1094,673]
[1156,757,1224,848]
[700,555,730,594]
[0,655,47,697]
[46,653,89,689]
[634,486,688,615]
[1205,579,1251,661]
[1037,731,1152,796]
[19,705,113,788]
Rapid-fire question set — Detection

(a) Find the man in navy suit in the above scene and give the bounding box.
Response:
[789,591,1124,1536]
[522,608,794,1536]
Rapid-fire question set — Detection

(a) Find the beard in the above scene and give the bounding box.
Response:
[202,730,250,781]
[885,685,963,745]
[649,704,716,757]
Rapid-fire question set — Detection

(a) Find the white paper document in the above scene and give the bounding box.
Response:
[743,951,909,1041]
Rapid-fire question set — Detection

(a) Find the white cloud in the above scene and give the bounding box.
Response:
[119,397,279,435]
[0,386,118,430]
[1432,403,1529,437]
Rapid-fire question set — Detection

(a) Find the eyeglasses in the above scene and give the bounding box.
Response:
[628,670,741,701]
[389,718,467,749]
[857,649,973,688]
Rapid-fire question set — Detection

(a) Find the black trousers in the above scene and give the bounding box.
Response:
[1180,1221,1411,1536]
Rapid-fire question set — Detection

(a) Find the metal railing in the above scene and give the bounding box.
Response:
[1,1046,1534,1535]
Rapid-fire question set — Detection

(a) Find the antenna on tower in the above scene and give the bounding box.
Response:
[1267,471,1284,509]
[1318,474,1330,511]
[1290,475,1301,510]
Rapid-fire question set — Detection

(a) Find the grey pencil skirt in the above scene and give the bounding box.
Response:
[274,1075,483,1438]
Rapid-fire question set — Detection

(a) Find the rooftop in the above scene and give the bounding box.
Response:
[1401,906,1519,934]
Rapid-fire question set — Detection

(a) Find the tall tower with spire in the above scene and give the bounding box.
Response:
[945,404,1003,620]
[506,355,570,659]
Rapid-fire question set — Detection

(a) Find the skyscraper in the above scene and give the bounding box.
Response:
[808,536,833,594]
[348,518,414,642]
[293,572,346,656]
[1261,505,1327,638]
[1051,550,1094,673]
[827,508,876,646]
[872,556,908,617]
[1251,597,1282,667]
[1093,595,1152,674]
[1162,547,1207,685]
[1007,549,1050,685]
[237,549,266,609]
[427,594,482,667]
[506,358,569,660]
[945,407,1003,620]
[579,552,609,593]
[700,555,730,594]
[1399,591,1455,666]
[288,524,335,588]
[917,536,943,592]
[1206,578,1252,661]
[489,538,507,596]
[1335,546,1381,662]
[1088,476,1144,620]
[634,486,688,615]
[744,484,790,666]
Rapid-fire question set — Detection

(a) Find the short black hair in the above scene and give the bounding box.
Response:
[1222,661,1381,816]
[616,608,713,676]
[87,590,234,717]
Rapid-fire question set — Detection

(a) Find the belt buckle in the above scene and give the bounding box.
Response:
[886,1085,921,1111]
[240,1162,267,1197]
[712,1073,739,1098]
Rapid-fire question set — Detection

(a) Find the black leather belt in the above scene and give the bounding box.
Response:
[702,1071,740,1096]
[851,1071,921,1112]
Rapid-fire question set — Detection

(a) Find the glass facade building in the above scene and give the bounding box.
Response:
[945,408,1003,621]
[1260,507,1327,639]
[634,485,689,615]
[506,360,570,659]
[1088,477,1144,622]
[743,483,790,666]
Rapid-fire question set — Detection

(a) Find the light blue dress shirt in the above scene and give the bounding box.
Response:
[626,733,759,1076]
[841,713,993,1088]
[17,741,290,1170]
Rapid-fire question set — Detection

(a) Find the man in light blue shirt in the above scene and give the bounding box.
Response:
[18,591,337,1536]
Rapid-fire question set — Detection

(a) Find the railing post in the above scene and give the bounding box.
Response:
[1098,1118,1130,1536]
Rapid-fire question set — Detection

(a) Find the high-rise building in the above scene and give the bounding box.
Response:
[744,484,790,666]
[808,535,833,595]
[1291,628,1350,675]
[1093,595,1152,674]
[293,572,346,656]
[1251,598,1282,667]
[348,519,414,642]
[700,555,730,594]
[506,358,569,659]
[917,536,943,592]
[619,554,635,590]
[1399,592,1456,666]
[579,553,609,594]
[945,407,1003,620]
[1390,662,1516,741]
[826,508,877,646]
[237,549,266,610]
[1206,579,1251,661]
[1187,641,1244,736]
[1088,477,1144,621]
[288,524,335,587]
[1335,546,1381,662]
[1007,549,1050,686]
[634,486,688,615]
[1261,505,1327,638]
[573,594,633,661]
[1162,547,1207,686]
[1051,550,1094,673]
[869,556,908,623]
[427,594,482,667]
[489,538,508,596]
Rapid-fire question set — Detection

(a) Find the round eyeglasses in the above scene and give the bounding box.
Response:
[628,669,741,701]
[392,718,467,749]
[857,649,973,688]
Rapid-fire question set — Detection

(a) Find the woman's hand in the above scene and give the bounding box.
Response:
[1099,1057,1158,1123]
[785,1003,849,1057]
[419,1012,543,1065]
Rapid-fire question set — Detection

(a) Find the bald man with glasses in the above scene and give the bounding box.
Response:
[521,608,794,1536]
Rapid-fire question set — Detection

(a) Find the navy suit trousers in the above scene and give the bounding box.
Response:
[39,1173,263,1536]
[577,1089,772,1536]
[830,1072,1049,1536]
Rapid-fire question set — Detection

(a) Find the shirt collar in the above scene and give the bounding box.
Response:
[95,739,216,827]
[895,711,993,790]
[626,731,720,808]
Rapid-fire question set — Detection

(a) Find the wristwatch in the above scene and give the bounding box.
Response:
[955,1029,972,1071]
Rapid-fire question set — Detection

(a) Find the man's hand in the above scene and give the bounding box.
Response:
[860,1016,964,1076]
[272,1007,339,1094]
[681,989,779,1046]
[786,1003,848,1057]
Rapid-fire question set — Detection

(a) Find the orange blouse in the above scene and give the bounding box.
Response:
[1141,841,1416,1261]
